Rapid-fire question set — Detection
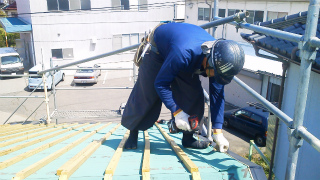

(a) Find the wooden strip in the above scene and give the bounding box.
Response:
[57,123,121,179]
[0,124,25,133]
[155,123,201,179]
[12,123,112,180]
[0,123,79,156]
[142,130,150,180]
[103,130,130,180]
[0,123,88,170]
[0,123,68,148]
[0,124,56,141]
[0,124,50,137]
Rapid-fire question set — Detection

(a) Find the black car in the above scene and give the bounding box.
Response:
[223,106,269,146]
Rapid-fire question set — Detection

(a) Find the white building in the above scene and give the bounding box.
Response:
[11,0,184,70]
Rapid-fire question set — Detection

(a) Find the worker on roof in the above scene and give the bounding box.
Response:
[121,22,245,151]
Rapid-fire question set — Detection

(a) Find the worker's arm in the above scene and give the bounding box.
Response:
[154,49,190,113]
[209,77,229,152]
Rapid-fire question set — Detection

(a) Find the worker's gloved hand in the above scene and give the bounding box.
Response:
[212,133,229,152]
[174,109,191,131]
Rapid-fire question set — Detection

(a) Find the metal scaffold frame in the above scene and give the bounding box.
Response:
[1,1,320,179]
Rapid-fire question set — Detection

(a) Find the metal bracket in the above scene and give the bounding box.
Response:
[287,127,304,148]
[298,38,318,61]
[233,11,247,33]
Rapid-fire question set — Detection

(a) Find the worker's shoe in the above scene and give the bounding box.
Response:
[182,133,209,149]
[124,130,139,149]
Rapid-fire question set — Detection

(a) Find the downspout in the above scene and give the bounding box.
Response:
[205,0,212,35]
[268,62,289,180]
[212,0,218,38]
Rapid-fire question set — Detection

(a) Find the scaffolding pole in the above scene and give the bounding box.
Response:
[285,1,320,180]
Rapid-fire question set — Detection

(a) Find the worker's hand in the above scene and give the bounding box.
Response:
[212,132,229,152]
[174,109,191,131]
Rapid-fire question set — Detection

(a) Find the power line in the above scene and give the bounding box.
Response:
[4,1,185,18]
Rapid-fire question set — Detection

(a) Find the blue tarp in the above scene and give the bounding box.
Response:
[0,17,32,33]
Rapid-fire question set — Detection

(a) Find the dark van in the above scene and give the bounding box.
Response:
[223,106,269,146]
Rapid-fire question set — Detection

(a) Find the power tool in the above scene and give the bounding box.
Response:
[167,115,200,134]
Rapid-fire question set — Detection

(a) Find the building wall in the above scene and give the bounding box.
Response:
[185,0,309,42]
[274,63,320,180]
[16,0,178,71]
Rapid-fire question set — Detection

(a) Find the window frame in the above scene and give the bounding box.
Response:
[51,48,74,60]
[47,0,91,11]
[198,7,210,21]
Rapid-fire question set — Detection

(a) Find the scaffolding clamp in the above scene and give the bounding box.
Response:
[287,127,304,148]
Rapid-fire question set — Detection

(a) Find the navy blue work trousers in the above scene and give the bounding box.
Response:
[121,50,204,131]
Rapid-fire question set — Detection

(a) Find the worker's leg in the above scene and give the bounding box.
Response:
[122,51,163,149]
[171,72,208,149]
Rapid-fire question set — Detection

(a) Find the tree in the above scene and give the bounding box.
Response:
[0,10,20,47]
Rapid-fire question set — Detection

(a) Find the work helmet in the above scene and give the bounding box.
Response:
[202,39,245,85]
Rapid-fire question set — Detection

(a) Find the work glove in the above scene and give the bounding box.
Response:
[174,109,192,131]
[212,133,229,153]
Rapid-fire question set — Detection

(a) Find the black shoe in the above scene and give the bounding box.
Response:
[182,133,209,149]
[124,130,139,149]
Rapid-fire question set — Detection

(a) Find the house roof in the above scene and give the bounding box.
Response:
[3,1,17,11]
[0,122,267,180]
[241,11,320,73]
[0,17,31,33]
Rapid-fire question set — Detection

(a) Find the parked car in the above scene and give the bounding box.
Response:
[28,64,65,91]
[223,106,269,146]
[73,64,101,84]
[0,47,24,75]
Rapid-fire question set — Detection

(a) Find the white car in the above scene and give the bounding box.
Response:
[73,64,101,84]
[28,64,65,90]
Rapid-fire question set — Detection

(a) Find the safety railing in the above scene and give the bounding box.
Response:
[1,2,320,179]
[249,140,270,167]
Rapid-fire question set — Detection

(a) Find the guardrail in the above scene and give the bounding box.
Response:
[249,140,270,167]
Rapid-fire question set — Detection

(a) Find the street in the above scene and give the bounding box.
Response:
[0,67,262,156]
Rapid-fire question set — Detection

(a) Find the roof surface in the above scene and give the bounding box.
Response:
[2,1,16,10]
[241,11,320,73]
[0,17,31,33]
[0,122,266,180]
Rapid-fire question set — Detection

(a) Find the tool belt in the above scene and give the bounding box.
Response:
[133,23,163,67]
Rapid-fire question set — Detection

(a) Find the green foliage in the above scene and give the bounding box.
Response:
[0,11,20,47]
[244,153,275,180]
[0,28,20,47]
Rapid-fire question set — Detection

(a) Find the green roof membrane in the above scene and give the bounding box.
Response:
[0,123,266,180]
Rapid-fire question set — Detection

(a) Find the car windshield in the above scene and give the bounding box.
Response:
[76,69,94,73]
[1,56,21,65]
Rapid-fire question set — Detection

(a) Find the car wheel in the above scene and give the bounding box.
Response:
[223,119,230,128]
[61,73,65,81]
[255,135,266,147]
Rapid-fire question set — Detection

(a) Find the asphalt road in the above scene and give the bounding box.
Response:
[0,68,263,156]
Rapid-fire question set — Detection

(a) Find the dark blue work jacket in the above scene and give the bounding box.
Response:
[153,23,225,129]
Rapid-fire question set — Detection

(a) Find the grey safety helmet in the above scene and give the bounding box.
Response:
[201,39,245,85]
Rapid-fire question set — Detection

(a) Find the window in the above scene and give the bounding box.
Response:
[113,34,140,50]
[235,110,251,121]
[139,0,148,10]
[267,11,288,21]
[227,9,241,16]
[246,10,264,24]
[121,0,130,10]
[198,8,210,21]
[47,0,91,11]
[267,83,280,102]
[251,114,263,125]
[51,48,74,59]
[218,9,226,18]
